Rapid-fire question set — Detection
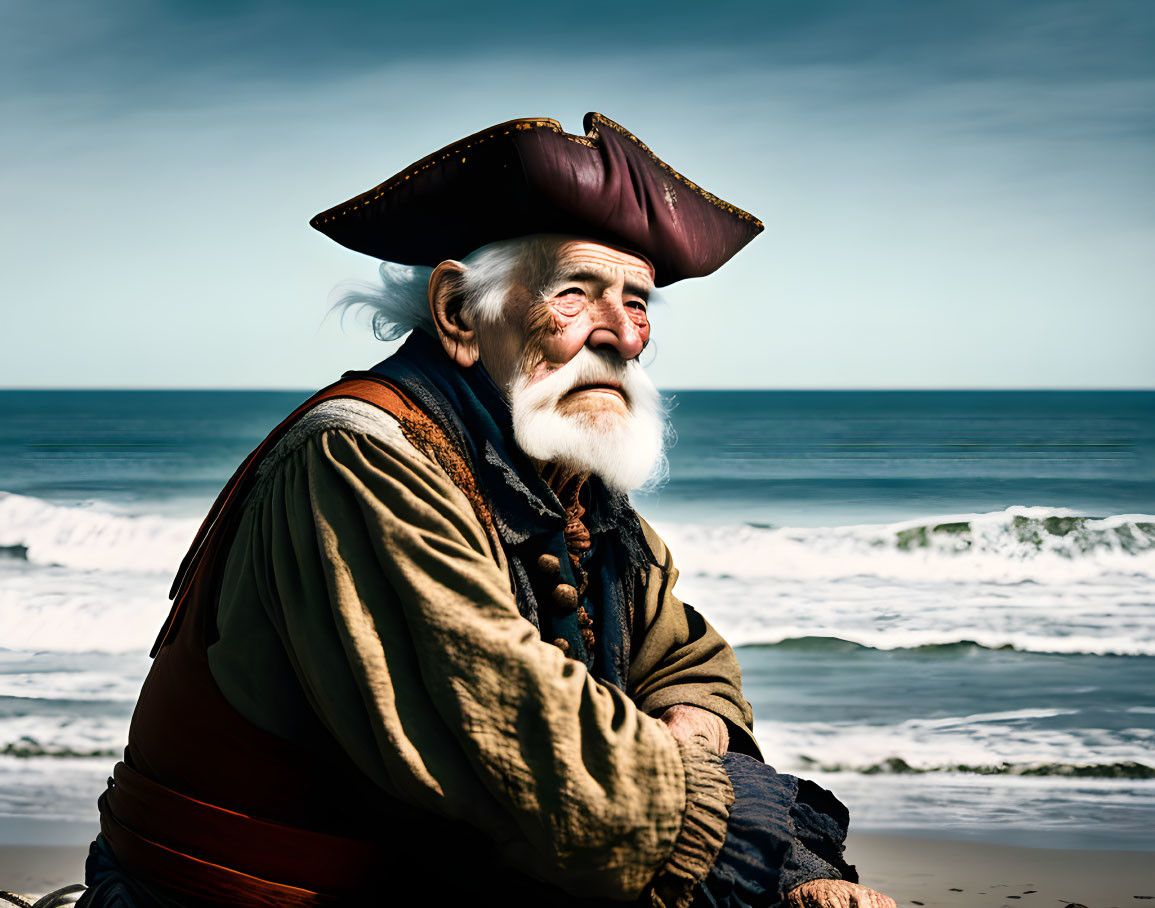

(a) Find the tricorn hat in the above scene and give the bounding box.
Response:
[310,112,762,287]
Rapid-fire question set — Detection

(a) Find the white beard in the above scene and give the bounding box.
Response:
[509,348,668,494]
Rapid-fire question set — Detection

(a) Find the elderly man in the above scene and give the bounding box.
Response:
[80,114,895,908]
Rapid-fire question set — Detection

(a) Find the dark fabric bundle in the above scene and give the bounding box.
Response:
[695,755,857,908]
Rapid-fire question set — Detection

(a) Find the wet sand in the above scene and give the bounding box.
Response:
[849,834,1154,908]
[0,835,1152,905]
[0,845,87,901]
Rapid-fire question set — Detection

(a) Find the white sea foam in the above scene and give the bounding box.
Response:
[756,716,1155,775]
[0,492,197,573]
[0,670,142,703]
[0,562,172,653]
[0,714,128,757]
[653,507,1155,655]
[655,507,1155,585]
[807,771,1155,845]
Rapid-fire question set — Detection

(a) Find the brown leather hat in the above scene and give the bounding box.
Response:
[310,112,762,287]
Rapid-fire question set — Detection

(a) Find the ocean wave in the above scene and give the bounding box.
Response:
[655,506,1155,585]
[693,600,1155,657]
[0,670,143,703]
[742,636,1154,658]
[1,742,117,759]
[656,509,1155,655]
[0,715,128,760]
[0,492,197,573]
[806,756,1155,779]
[0,565,171,653]
[797,769,1155,848]
[764,622,1155,655]
[5,494,1151,581]
[756,716,1155,778]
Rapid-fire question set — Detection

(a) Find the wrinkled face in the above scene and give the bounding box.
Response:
[481,240,666,492]
[479,241,654,396]
[523,241,653,412]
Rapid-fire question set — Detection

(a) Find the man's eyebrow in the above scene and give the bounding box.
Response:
[552,268,653,300]
[623,281,651,302]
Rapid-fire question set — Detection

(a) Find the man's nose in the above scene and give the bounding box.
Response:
[585,296,648,360]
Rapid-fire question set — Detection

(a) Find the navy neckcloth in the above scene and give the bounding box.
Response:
[361,330,654,688]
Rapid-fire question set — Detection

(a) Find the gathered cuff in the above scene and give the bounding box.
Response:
[650,736,733,908]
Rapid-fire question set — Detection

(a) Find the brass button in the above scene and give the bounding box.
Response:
[537,553,561,579]
[552,637,570,654]
[552,583,579,613]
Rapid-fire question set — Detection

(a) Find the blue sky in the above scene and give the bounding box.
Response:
[3,0,1152,388]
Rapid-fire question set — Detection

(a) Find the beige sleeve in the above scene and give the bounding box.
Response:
[234,420,731,904]
[629,518,762,759]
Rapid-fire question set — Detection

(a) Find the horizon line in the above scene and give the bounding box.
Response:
[3,386,1154,393]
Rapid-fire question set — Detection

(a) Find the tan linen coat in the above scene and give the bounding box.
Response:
[205,398,757,905]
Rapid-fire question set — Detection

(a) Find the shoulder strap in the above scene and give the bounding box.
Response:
[152,376,418,657]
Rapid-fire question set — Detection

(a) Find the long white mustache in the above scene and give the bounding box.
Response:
[510,348,667,493]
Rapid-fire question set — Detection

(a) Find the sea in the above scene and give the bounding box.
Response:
[1,389,1152,851]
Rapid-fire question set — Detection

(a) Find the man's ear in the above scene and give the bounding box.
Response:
[429,258,478,367]
[429,261,480,368]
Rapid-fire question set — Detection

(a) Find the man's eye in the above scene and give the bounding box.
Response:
[626,300,648,312]
[555,287,585,298]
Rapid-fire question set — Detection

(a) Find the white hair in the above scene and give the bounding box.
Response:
[335,237,542,341]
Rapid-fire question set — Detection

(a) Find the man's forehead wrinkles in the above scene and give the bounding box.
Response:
[558,241,653,271]
[554,252,655,290]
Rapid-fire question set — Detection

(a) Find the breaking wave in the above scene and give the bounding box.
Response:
[656,506,1155,586]
[809,757,1155,779]
[756,713,1155,780]
[5,494,1151,581]
[745,636,1151,658]
[0,715,129,760]
[653,508,1155,656]
[0,492,197,573]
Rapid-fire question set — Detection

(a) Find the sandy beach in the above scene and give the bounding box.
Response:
[849,835,1154,908]
[0,844,88,901]
[0,833,1151,905]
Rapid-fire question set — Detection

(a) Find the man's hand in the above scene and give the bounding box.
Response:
[659,704,728,755]
[786,879,897,908]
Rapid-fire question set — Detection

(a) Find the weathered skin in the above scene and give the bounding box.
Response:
[429,240,652,391]
[787,878,899,907]
[661,703,730,757]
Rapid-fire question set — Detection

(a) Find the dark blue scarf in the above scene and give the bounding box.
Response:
[363,331,655,689]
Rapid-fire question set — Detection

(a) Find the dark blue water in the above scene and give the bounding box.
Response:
[639,390,1155,525]
[0,390,308,513]
[4,390,1154,524]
